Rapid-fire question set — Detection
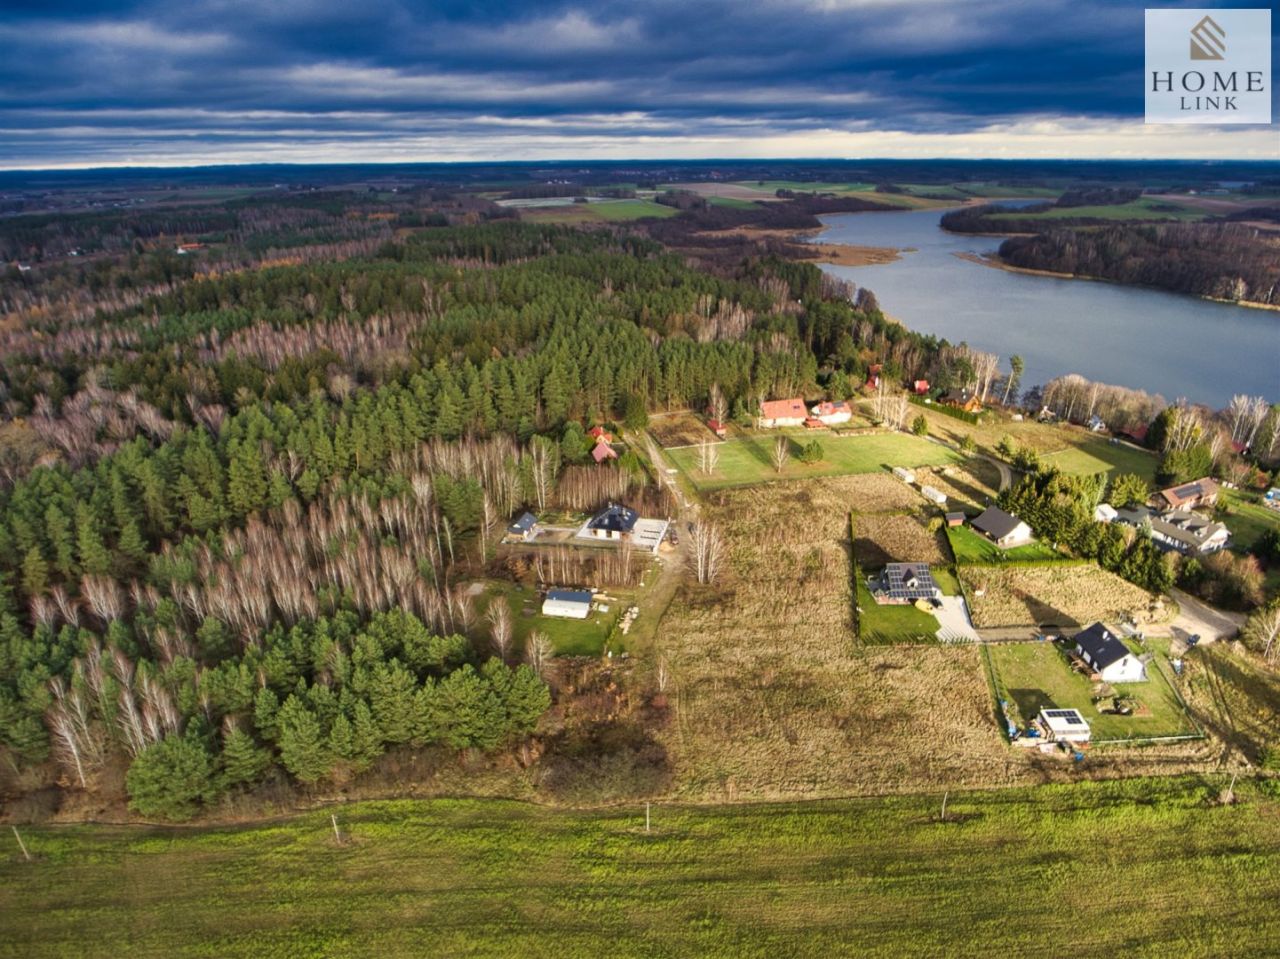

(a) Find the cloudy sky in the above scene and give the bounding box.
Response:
[0,0,1276,168]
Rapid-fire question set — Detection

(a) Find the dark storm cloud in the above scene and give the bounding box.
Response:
[0,0,1266,166]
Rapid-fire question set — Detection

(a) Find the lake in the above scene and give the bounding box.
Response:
[814,207,1279,408]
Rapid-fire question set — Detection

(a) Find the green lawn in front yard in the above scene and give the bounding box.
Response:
[988,640,1198,742]
[1041,437,1159,483]
[855,576,939,645]
[946,525,1067,565]
[668,431,961,490]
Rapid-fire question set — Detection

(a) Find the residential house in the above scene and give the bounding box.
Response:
[1087,414,1106,432]
[587,425,614,444]
[1073,622,1147,683]
[971,506,1033,547]
[591,439,618,463]
[940,389,982,413]
[809,400,852,426]
[1115,506,1230,555]
[584,503,638,541]
[1154,477,1219,511]
[507,512,538,542]
[759,397,806,428]
[869,563,942,605]
[1038,708,1091,744]
[913,379,930,395]
[542,589,592,619]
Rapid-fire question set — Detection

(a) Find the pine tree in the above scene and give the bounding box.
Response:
[220,726,271,788]
[20,546,48,598]
[126,732,220,821]
[351,700,383,770]
[227,441,268,515]
[276,695,330,784]
[74,502,111,577]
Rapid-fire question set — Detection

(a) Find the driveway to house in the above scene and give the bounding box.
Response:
[1166,588,1246,644]
[935,595,980,643]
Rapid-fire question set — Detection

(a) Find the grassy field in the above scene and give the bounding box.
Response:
[3,781,1278,958]
[988,641,1198,741]
[1041,437,1160,482]
[946,525,1066,564]
[1183,642,1280,766]
[656,479,1013,797]
[960,563,1159,629]
[987,197,1207,222]
[1218,489,1280,552]
[668,431,961,490]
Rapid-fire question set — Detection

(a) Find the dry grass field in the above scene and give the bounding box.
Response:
[649,411,722,448]
[910,463,1000,511]
[656,477,1018,799]
[960,564,1164,629]
[853,513,948,567]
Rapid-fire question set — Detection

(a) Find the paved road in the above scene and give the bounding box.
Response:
[1165,588,1246,644]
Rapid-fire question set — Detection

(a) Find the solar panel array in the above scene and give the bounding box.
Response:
[1043,709,1086,726]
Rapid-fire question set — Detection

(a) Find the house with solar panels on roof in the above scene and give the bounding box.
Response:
[1153,477,1219,512]
[576,503,671,554]
[869,563,943,606]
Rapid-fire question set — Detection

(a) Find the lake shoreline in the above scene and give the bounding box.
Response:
[955,251,1280,313]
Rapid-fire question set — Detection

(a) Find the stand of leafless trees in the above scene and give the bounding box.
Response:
[525,544,644,588]
[690,521,725,585]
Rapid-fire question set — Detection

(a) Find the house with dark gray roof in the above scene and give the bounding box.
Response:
[507,511,538,541]
[584,503,639,540]
[1114,506,1229,555]
[970,506,1033,548]
[1073,622,1146,683]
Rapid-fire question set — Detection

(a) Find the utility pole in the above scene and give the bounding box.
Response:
[331,814,343,845]
[12,826,31,862]
[645,802,651,834]
[940,791,949,822]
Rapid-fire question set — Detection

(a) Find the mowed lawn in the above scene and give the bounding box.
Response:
[855,576,940,645]
[669,431,961,490]
[946,524,1066,564]
[1041,438,1159,483]
[988,641,1198,741]
[3,784,1278,958]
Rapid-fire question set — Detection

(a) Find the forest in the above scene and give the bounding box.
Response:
[997,223,1280,306]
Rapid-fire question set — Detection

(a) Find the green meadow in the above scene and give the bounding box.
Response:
[3,781,1278,958]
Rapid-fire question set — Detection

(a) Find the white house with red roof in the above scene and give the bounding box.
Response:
[809,400,852,426]
[759,397,806,428]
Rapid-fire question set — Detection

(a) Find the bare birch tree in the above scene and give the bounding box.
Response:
[690,521,725,585]
[697,439,720,476]
[771,435,790,473]
[525,630,554,678]
[487,600,513,663]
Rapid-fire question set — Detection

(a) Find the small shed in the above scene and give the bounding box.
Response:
[1038,708,1091,744]
[920,485,946,506]
[542,589,592,619]
[707,419,727,438]
[892,466,915,484]
[945,512,966,528]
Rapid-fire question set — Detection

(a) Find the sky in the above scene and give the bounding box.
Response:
[0,0,1276,169]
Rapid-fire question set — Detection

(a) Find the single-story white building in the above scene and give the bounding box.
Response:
[892,466,915,484]
[1038,708,1091,744]
[542,589,592,619]
[1094,503,1118,524]
[1073,622,1147,683]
